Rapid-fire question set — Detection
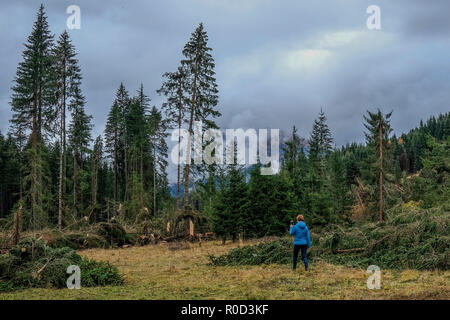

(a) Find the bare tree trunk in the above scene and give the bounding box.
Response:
[176,76,184,208]
[113,134,118,203]
[183,64,198,211]
[140,146,144,185]
[58,62,67,230]
[12,205,23,245]
[58,101,64,230]
[80,159,84,213]
[177,110,181,203]
[73,151,78,217]
[153,147,157,215]
[91,158,98,219]
[124,126,129,202]
[379,122,383,222]
[31,87,38,231]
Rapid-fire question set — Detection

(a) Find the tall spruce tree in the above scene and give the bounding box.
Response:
[148,106,169,215]
[136,85,152,184]
[124,92,150,220]
[116,84,130,201]
[104,102,121,203]
[181,23,220,213]
[90,135,103,220]
[10,4,56,229]
[363,109,393,222]
[211,150,247,243]
[309,109,333,189]
[282,126,309,209]
[53,30,82,229]
[157,67,189,202]
[308,109,334,224]
[68,86,93,218]
[0,133,21,218]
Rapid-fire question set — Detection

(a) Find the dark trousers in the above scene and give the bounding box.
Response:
[293,244,308,270]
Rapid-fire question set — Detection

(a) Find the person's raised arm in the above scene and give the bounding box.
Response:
[289,223,296,235]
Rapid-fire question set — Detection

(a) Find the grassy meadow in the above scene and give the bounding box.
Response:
[0,240,448,300]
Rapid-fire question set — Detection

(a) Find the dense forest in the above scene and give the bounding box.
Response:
[0,5,449,245]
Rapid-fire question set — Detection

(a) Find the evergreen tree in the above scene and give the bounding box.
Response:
[281,126,309,210]
[68,86,93,218]
[307,109,334,224]
[116,83,130,201]
[104,102,121,203]
[123,94,149,221]
[363,109,393,221]
[181,23,221,212]
[328,149,351,222]
[10,4,56,229]
[53,30,82,229]
[148,106,169,215]
[309,109,333,191]
[212,161,247,243]
[136,85,152,184]
[157,67,189,202]
[0,133,21,218]
[90,135,103,220]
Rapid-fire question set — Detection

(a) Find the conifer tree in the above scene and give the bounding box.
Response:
[68,87,92,217]
[363,109,393,221]
[105,102,121,203]
[308,109,334,224]
[91,135,103,219]
[116,83,130,201]
[148,106,169,215]
[211,151,247,243]
[124,92,151,220]
[309,109,333,190]
[282,126,309,209]
[53,30,82,229]
[181,23,220,212]
[136,85,152,184]
[10,4,56,229]
[0,133,21,218]
[157,67,189,202]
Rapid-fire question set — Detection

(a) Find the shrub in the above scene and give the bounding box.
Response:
[79,259,124,287]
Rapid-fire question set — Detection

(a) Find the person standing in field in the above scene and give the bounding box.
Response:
[289,214,311,271]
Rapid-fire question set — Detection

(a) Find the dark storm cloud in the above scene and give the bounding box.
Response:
[1,0,449,181]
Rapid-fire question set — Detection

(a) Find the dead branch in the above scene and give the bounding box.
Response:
[336,247,366,254]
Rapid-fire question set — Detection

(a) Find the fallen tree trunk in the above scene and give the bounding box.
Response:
[336,247,365,254]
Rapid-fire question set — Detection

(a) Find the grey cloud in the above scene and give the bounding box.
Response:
[1,0,449,182]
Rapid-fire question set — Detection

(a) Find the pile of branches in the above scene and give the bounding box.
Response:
[0,238,123,292]
[210,203,449,270]
[136,218,215,246]
[12,220,137,251]
[3,214,217,251]
[209,238,292,266]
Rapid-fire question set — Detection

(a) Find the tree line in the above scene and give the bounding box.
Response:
[0,5,448,242]
[0,5,221,230]
[200,110,449,242]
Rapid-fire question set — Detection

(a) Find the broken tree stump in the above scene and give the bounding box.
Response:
[12,204,23,246]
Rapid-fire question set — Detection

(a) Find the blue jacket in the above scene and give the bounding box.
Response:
[290,221,311,247]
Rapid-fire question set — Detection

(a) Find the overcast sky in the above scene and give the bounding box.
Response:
[1,0,449,181]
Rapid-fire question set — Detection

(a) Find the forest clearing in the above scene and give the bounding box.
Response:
[1,3,449,306]
[0,240,448,300]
